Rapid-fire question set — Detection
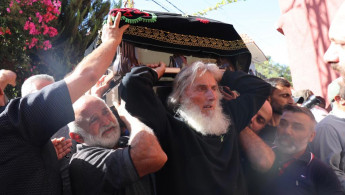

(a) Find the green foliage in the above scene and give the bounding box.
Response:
[34,0,117,80]
[1,0,121,98]
[255,56,292,84]
[1,0,61,98]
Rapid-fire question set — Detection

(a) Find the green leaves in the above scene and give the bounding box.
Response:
[255,56,292,84]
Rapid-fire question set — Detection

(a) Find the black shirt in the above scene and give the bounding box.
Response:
[120,67,270,195]
[258,124,277,147]
[0,81,74,194]
[260,148,344,195]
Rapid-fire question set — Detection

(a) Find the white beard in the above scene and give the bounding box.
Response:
[177,98,230,136]
[83,122,121,149]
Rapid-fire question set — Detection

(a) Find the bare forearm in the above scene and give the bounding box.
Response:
[65,40,118,103]
[64,12,128,103]
[240,127,275,172]
[118,104,167,177]
[130,130,167,177]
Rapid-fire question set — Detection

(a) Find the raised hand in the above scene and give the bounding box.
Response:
[101,12,129,46]
[51,137,73,160]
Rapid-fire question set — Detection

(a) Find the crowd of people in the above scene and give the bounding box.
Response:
[1,2,345,195]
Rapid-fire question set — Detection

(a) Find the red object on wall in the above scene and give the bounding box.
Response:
[277,0,344,106]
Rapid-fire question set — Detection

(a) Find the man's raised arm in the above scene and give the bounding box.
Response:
[64,13,129,103]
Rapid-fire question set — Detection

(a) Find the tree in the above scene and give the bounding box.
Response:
[1,0,120,98]
[34,0,119,80]
[1,0,62,97]
[255,56,292,84]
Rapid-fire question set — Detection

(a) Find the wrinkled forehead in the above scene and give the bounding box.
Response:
[281,111,314,129]
[191,71,218,86]
[76,98,109,120]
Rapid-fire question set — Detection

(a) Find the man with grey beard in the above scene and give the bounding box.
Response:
[68,95,167,195]
[119,61,271,195]
[255,105,342,195]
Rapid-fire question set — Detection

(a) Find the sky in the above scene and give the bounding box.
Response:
[131,0,289,65]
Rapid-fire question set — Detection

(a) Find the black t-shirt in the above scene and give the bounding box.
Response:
[259,148,343,195]
[258,124,277,147]
[120,67,271,195]
[0,80,74,194]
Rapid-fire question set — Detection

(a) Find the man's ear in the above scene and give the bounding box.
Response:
[308,131,316,143]
[334,95,341,102]
[69,132,84,143]
[267,96,272,103]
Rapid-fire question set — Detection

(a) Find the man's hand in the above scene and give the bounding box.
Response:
[220,86,240,101]
[101,12,129,46]
[51,137,72,160]
[87,73,114,98]
[0,69,17,88]
[147,61,166,79]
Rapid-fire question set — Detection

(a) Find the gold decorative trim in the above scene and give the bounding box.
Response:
[124,26,247,51]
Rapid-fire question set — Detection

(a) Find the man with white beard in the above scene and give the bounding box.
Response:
[255,105,342,195]
[68,95,167,195]
[119,61,271,195]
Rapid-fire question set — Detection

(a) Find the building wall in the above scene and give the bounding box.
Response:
[277,0,344,105]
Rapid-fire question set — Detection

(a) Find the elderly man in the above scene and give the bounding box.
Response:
[259,77,294,146]
[21,74,55,96]
[258,105,343,194]
[119,61,271,194]
[323,2,345,78]
[0,13,128,194]
[311,79,345,191]
[0,69,16,106]
[68,95,166,194]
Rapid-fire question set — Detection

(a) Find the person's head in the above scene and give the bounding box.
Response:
[69,95,121,148]
[266,77,294,115]
[332,80,345,112]
[21,74,55,96]
[0,69,17,106]
[274,105,316,156]
[248,100,273,133]
[168,61,230,136]
[324,2,345,76]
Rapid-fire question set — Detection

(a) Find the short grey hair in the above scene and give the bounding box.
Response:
[68,121,88,138]
[21,74,55,96]
[168,61,221,108]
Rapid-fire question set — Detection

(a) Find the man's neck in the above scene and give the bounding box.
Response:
[331,105,345,119]
[268,113,281,127]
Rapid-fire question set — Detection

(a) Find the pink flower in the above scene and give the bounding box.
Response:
[48,27,58,37]
[28,37,38,49]
[23,21,31,30]
[43,40,52,50]
[6,8,11,13]
[53,0,61,8]
[19,10,23,14]
[5,28,11,35]
[9,1,13,7]
[42,23,49,35]
[36,12,43,23]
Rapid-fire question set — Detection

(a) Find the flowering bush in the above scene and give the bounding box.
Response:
[1,0,61,51]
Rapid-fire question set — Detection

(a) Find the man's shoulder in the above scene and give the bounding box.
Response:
[316,115,345,131]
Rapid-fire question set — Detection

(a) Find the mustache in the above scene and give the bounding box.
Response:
[99,122,117,134]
